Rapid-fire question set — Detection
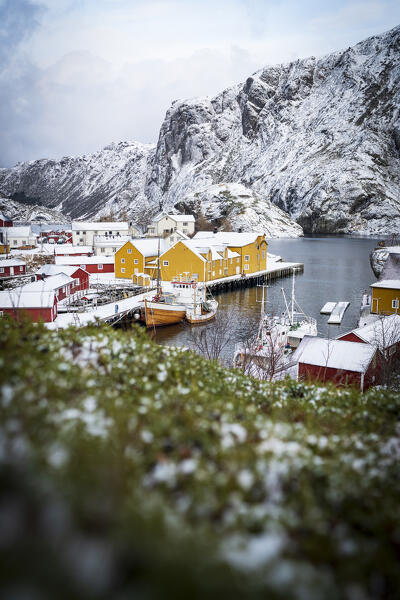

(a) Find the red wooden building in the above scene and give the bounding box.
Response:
[35,264,89,293]
[293,336,378,392]
[0,290,57,322]
[0,258,26,278]
[337,314,400,361]
[0,212,12,227]
[22,273,76,302]
[55,255,114,274]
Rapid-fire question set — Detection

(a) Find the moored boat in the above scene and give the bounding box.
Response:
[142,296,187,328]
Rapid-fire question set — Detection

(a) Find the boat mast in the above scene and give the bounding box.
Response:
[156,238,161,295]
[291,267,296,324]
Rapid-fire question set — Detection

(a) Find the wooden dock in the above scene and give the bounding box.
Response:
[206,262,304,294]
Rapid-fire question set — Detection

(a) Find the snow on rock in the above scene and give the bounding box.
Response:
[0,26,400,235]
[0,197,69,224]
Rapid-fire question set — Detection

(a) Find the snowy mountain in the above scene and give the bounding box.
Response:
[0,25,399,235]
[0,197,70,224]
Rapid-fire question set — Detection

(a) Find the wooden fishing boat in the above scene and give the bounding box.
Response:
[142,297,186,328]
[185,299,218,324]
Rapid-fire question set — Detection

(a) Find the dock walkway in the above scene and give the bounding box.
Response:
[207,261,304,293]
[47,289,155,329]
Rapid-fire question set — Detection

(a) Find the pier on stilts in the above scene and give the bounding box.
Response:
[206,262,304,294]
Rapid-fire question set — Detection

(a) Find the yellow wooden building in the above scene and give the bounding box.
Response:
[0,243,10,255]
[370,280,400,315]
[115,239,167,280]
[159,233,268,283]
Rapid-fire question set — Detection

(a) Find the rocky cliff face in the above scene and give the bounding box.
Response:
[0,26,399,235]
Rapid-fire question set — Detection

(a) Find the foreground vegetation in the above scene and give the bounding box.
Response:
[1,318,400,599]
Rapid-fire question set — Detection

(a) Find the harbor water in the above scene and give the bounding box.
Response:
[151,236,380,361]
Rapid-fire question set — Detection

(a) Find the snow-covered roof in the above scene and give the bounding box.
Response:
[342,314,400,349]
[371,279,400,290]
[35,264,88,277]
[22,273,75,292]
[152,213,195,223]
[0,290,56,308]
[129,238,168,257]
[193,231,262,246]
[0,212,12,221]
[0,258,26,267]
[54,245,92,254]
[292,336,376,373]
[1,226,33,237]
[72,221,129,231]
[55,255,114,265]
[387,246,400,255]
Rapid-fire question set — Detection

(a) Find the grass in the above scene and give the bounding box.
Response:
[0,318,400,599]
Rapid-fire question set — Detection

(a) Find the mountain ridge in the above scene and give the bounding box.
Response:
[0,25,399,235]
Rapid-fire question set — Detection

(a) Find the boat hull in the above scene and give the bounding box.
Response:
[186,301,218,324]
[142,301,186,328]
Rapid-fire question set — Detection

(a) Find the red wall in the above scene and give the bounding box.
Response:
[298,362,363,390]
[0,264,26,278]
[337,332,365,343]
[73,263,114,273]
[0,219,12,227]
[2,302,57,323]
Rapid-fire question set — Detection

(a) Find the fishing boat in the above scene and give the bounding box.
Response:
[142,295,187,328]
[181,281,218,324]
[233,268,317,377]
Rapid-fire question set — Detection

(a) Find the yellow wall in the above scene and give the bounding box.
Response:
[228,235,267,275]
[371,287,400,315]
[115,241,145,279]
[0,244,10,255]
[160,242,206,282]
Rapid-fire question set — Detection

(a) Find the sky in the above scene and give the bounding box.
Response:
[0,0,399,167]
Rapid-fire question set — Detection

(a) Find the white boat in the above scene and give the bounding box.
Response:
[233,268,317,378]
[167,280,218,324]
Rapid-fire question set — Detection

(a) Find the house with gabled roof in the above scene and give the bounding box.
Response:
[147,213,195,237]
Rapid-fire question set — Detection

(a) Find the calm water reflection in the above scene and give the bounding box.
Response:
[152,236,379,361]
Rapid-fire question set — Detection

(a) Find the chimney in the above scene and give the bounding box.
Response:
[213,227,218,234]
[238,227,243,233]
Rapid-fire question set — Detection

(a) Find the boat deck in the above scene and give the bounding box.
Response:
[328,302,350,325]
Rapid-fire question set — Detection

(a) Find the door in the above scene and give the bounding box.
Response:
[236,266,240,274]
[10,267,14,275]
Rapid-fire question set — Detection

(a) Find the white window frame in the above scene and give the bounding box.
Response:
[127,248,132,254]
[0,267,4,273]
[134,259,139,264]
[121,267,125,273]
[244,255,250,262]
[163,261,169,266]
[244,264,249,270]
[121,258,125,264]
[80,265,86,269]
[392,299,399,309]
[98,264,103,270]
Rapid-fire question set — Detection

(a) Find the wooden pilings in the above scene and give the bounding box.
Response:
[206,263,304,295]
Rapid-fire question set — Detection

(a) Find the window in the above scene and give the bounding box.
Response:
[121,258,125,264]
[0,267,3,273]
[388,346,396,357]
[257,253,260,261]
[244,264,249,270]
[113,247,116,252]
[237,258,240,262]
[0,311,3,317]
[163,261,169,266]
[262,250,265,259]
[212,271,215,277]
[245,255,250,261]
[230,258,232,264]
[134,259,138,264]
[121,267,125,273]
[101,248,105,253]
[392,299,399,309]
[13,240,17,245]
[80,265,86,269]
[183,229,187,233]
[98,264,103,270]
[76,231,80,234]
[127,248,132,254]
[183,222,188,226]
[220,259,222,266]
[20,266,23,271]
[224,268,228,275]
